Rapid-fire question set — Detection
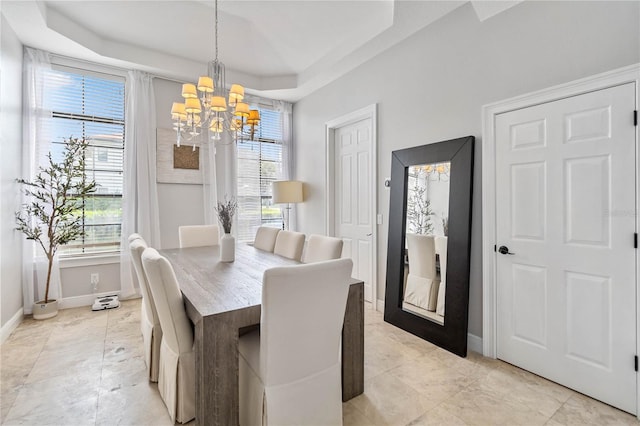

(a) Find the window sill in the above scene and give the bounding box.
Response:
[59,253,121,269]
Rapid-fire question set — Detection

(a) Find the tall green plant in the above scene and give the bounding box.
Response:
[15,137,97,303]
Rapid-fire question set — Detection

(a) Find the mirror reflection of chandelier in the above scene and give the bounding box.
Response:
[417,162,450,180]
[170,0,260,148]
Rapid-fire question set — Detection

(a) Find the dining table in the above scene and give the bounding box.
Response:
[159,244,364,426]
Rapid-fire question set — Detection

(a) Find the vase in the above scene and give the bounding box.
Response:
[220,233,235,262]
[33,299,58,320]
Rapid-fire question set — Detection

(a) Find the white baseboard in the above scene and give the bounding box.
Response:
[1,308,24,344]
[58,291,122,310]
[376,299,384,313]
[467,333,483,354]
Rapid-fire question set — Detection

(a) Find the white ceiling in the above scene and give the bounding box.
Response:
[1,0,522,101]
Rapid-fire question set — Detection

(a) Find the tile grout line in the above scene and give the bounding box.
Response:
[3,319,54,421]
[93,310,111,426]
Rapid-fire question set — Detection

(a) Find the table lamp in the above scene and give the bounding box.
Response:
[272,180,303,230]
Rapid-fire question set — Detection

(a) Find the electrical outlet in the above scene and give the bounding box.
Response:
[91,273,99,292]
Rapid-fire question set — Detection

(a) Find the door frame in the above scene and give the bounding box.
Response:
[482,63,640,413]
[326,104,378,310]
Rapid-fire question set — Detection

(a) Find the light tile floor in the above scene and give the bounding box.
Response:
[1,299,637,425]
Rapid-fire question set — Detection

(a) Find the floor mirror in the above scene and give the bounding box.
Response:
[384,136,474,357]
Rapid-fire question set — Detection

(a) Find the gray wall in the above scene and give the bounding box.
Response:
[292,1,640,337]
[1,16,24,326]
[154,77,206,249]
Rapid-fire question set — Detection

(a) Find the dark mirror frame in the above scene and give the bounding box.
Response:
[384,136,474,357]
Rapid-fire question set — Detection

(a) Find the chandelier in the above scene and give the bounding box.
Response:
[170,0,260,147]
[416,162,450,180]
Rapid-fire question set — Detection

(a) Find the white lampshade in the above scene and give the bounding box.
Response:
[272,181,303,204]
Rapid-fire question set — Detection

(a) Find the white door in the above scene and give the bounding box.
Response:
[495,83,637,414]
[335,118,374,302]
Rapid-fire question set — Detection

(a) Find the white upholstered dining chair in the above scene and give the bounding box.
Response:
[239,258,353,426]
[129,237,162,383]
[128,232,144,243]
[178,224,220,248]
[404,233,439,312]
[253,226,281,252]
[273,230,305,261]
[302,234,344,263]
[141,248,195,424]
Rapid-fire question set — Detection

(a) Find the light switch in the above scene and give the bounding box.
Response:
[377,213,383,225]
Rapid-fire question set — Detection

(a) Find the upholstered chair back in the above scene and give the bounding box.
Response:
[302,234,344,263]
[239,258,353,425]
[273,230,305,261]
[141,248,195,423]
[253,226,281,252]
[129,238,162,381]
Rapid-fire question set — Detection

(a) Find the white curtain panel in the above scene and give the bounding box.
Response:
[120,70,161,298]
[215,130,237,234]
[276,100,295,230]
[202,132,219,227]
[22,47,62,311]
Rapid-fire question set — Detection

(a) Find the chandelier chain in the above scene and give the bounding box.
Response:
[214,0,219,62]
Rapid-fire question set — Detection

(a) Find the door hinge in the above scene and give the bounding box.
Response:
[635,355,638,372]
[635,110,638,126]
[635,233,638,249]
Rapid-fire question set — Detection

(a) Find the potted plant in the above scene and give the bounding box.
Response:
[215,197,237,262]
[15,137,97,319]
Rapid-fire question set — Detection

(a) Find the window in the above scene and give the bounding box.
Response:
[44,66,125,255]
[236,107,285,241]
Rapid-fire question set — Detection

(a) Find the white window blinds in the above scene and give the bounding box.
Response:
[44,65,126,255]
[236,106,285,242]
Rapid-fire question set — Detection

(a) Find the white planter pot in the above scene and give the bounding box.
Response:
[220,233,235,262]
[33,299,59,320]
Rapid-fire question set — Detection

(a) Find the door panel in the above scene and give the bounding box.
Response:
[496,83,636,414]
[511,264,547,348]
[336,118,374,302]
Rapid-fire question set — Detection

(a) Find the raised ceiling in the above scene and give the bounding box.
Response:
[1,0,522,101]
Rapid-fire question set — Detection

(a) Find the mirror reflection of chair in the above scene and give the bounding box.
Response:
[434,236,448,317]
[404,233,439,312]
[302,234,343,263]
[178,224,220,248]
[253,226,281,252]
[273,230,305,261]
[239,258,354,426]
[141,248,195,424]
[129,236,162,383]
